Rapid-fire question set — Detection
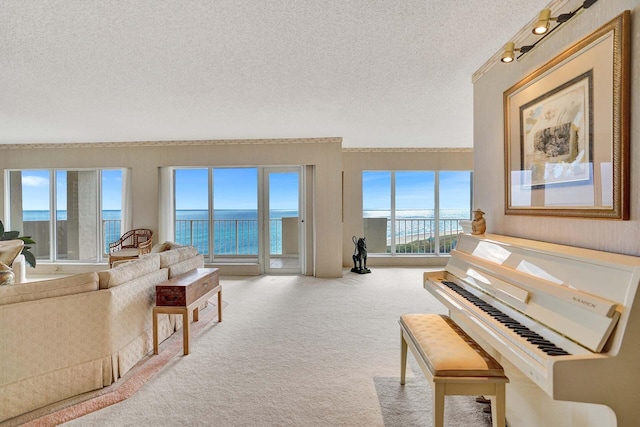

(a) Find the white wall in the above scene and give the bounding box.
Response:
[474,1,640,256]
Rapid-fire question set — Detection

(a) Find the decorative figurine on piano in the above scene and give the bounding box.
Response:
[471,209,486,235]
[351,236,371,274]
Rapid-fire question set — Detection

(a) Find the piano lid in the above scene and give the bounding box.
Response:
[447,234,640,353]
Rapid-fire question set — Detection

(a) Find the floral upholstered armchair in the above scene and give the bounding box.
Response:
[108,229,153,267]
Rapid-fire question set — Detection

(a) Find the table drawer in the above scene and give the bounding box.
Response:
[156,268,219,306]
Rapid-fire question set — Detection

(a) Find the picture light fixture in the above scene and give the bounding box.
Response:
[500,0,598,63]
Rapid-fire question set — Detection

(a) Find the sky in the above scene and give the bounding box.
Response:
[363,170,471,211]
[19,169,123,211]
[17,168,470,213]
[175,168,299,210]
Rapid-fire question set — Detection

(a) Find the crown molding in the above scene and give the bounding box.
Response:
[0,137,343,150]
[343,147,473,153]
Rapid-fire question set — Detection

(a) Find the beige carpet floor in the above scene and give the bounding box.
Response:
[24,268,495,426]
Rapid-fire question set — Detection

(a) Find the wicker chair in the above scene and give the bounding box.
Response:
[108,229,153,267]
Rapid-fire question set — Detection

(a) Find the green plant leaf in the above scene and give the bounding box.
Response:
[22,250,36,268]
[2,231,20,240]
[19,237,36,245]
[0,220,37,267]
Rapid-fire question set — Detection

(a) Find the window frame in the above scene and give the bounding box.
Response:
[5,168,125,264]
[362,170,472,256]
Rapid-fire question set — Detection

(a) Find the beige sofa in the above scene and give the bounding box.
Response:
[0,244,204,422]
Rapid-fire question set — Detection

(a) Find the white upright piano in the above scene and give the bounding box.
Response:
[424,233,640,426]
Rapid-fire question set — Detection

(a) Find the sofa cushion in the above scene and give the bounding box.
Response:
[158,246,198,268]
[165,241,184,250]
[168,254,205,278]
[111,248,139,257]
[150,242,171,253]
[98,255,160,289]
[0,272,99,305]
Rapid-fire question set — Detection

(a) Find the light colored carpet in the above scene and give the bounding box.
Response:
[54,268,492,426]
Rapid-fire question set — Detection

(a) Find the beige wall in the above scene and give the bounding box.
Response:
[473,2,640,426]
[0,138,343,277]
[473,1,640,256]
[342,148,473,267]
[0,141,474,276]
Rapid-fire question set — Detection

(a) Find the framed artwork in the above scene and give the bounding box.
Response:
[504,11,630,219]
[520,69,592,189]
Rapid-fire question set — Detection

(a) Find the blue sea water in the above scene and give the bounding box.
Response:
[23,208,469,255]
[23,210,125,221]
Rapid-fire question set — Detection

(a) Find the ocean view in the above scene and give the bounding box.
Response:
[23,209,296,221]
[24,208,470,221]
[23,209,298,255]
[22,208,470,255]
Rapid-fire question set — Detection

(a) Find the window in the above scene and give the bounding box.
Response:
[6,169,124,263]
[439,171,472,253]
[395,171,435,254]
[362,171,391,254]
[102,170,124,254]
[213,168,258,256]
[362,170,472,255]
[174,167,259,260]
[175,168,209,255]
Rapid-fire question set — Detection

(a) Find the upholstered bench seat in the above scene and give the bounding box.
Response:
[399,313,508,427]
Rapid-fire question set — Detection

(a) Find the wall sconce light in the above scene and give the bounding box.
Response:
[501,0,598,63]
[500,42,533,63]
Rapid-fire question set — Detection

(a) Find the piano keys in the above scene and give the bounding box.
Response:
[440,280,571,357]
[424,233,640,426]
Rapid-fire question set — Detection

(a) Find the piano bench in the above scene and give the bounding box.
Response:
[399,314,509,427]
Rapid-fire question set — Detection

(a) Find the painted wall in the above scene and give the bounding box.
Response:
[473,2,640,426]
[0,138,343,278]
[342,148,473,267]
[474,1,640,256]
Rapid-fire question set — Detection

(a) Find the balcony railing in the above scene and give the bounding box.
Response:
[24,216,465,261]
[392,218,464,254]
[106,218,278,256]
[175,219,284,256]
[22,219,123,259]
[175,217,467,256]
[103,219,121,254]
[24,218,462,258]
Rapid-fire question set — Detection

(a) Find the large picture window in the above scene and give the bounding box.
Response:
[173,166,301,271]
[6,168,124,263]
[362,170,472,255]
[174,167,259,260]
[175,168,209,255]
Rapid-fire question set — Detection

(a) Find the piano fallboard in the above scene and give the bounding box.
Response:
[424,233,640,425]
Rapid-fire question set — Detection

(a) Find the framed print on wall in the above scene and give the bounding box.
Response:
[520,69,592,189]
[504,11,630,219]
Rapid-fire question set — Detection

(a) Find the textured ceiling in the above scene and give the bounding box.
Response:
[1,0,548,148]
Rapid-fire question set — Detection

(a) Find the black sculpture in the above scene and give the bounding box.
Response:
[351,236,371,274]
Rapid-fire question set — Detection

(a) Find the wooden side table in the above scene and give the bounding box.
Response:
[153,268,222,355]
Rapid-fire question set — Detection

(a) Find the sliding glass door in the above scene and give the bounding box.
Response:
[263,167,302,274]
[174,166,305,274]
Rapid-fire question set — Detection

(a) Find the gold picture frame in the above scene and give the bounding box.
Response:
[504,11,630,219]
